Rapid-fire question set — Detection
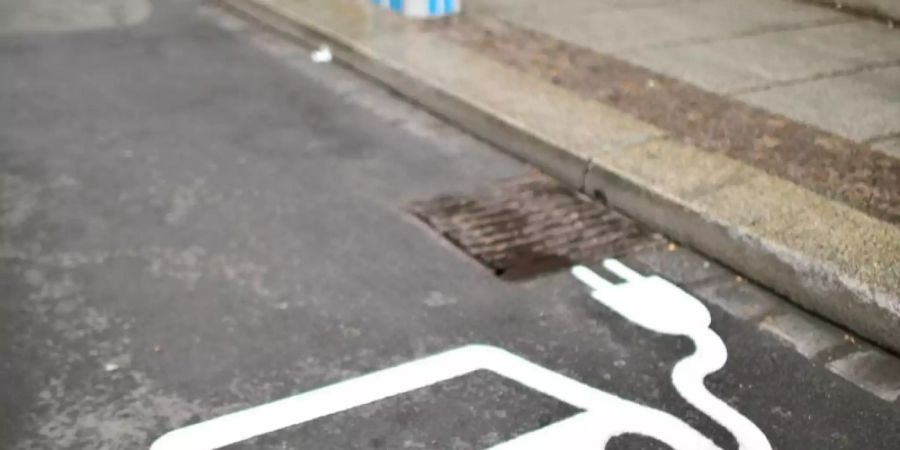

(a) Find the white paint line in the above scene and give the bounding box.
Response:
[151,344,718,450]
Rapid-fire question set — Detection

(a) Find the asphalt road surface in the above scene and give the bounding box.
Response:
[1,1,899,449]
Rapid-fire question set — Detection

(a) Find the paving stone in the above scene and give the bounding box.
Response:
[827,350,900,402]
[693,279,781,321]
[475,0,845,53]
[760,312,845,358]
[738,66,900,141]
[622,246,732,285]
[622,20,900,93]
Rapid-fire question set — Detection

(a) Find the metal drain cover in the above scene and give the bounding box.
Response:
[409,176,657,280]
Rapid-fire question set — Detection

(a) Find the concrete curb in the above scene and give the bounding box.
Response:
[216,0,900,354]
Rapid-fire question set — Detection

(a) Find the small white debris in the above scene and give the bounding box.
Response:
[423,291,457,307]
[104,362,120,372]
[646,79,656,88]
[311,45,332,63]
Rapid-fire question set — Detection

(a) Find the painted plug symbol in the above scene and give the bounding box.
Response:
[571,259,772,450]
[571,260,711,336]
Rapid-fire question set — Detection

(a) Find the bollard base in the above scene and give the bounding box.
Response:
[370,0,460,18]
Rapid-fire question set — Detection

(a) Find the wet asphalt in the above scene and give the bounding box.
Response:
[1,1,899,449]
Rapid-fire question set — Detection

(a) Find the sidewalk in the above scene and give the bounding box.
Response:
[218,0,900,353]
[470,0,900,153]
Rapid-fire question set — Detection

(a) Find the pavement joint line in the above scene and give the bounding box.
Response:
[864,130,900,145]
[578,159,593,193]
[635,16,855,52]
[580,136,674,199]
[556,0,721,14]
[728,58,900,95]
[797,0,900,24]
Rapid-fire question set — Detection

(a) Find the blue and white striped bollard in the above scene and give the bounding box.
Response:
[370,0,460,18]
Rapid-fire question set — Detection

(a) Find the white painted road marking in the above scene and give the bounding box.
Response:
[151,259,770,449]
[573,260,772,450]
[151,344,718,449]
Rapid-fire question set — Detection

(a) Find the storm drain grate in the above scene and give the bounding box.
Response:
[409,175,658,280]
